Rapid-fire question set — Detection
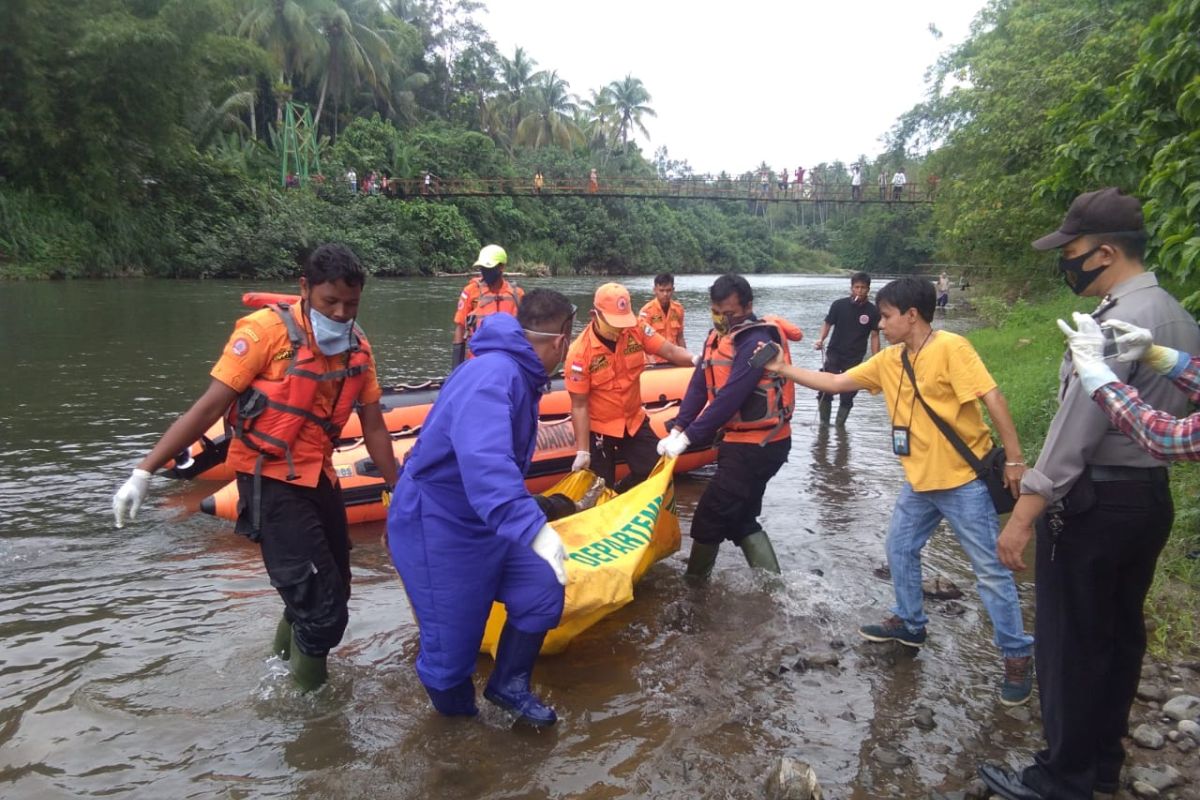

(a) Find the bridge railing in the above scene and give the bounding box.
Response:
[366,176,935,203]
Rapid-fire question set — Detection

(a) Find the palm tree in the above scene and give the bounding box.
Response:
[514,71,582,150]
[578,87,616,154]
[238,0,328,124]
[311,0,396,135]
[607,74,656,152]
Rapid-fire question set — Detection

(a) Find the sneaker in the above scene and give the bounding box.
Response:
[1000,656,1033,706]
[858,615,926,647]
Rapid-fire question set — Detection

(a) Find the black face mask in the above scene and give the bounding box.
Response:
[480,266,501,287]
[1059,246,1106,295]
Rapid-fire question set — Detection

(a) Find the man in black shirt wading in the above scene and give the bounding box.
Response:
[813,272,881,426]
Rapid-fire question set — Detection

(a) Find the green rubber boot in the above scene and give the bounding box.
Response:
[818,395,833,426]
[289,639,328,691]
[685,542,721,579]
[272,615,292,660]
[835,404,852,428]
[738,531,782,574]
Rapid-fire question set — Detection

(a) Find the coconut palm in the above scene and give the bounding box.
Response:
[311,0,396,134]
[578,86,616,154]
[238,0,328,123]
[514,71,582,149]
[607,74,656,152]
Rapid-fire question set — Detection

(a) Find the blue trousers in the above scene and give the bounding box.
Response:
[388,501,564,691]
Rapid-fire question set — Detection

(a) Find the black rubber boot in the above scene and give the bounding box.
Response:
[738,531,782,574]
[272,615,292,660]
[835,404,852,428]
[483,623,557,726]
[289,639,328,691]
[685,541,721,579]
[424,678,479,717]
[818,395,833,426]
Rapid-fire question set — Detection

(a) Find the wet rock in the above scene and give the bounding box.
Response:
[939,600,967,617]
[1128,765,1183,792]
[913,706,936,731]
[1132,781,1161,799]
[829,638,847,650]
[837,710,856,722]
[964,778,989,799]
[929,743,951,755]
[805,652,841,670]
[873,564,891,581]
[1177,736,1196,754]
[809,568,824,577]
[1167,729,1182,742]
[1139,682,1169,703]
[1178,719,1200,740]
[1005,706,1032,724]
[764,757,823,800]
[1167,672,1183,683]
[1162,694,1200,721]
[871,746,912,768]
[922,577,964,600]
[1133,723,1165,750]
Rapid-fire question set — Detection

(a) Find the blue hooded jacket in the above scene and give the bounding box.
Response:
[391,313,549,547]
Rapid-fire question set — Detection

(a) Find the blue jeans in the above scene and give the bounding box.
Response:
[885,479,1033,658]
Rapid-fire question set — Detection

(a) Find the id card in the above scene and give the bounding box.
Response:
[892,426,911,456]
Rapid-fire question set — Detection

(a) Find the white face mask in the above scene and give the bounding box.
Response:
[309,306,355,355]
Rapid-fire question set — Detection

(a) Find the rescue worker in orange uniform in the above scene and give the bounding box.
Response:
[658,273,800,576]
[566,283,699,492]
[452,244,524,368]
[638,272,686,365]
[110,244,398,691]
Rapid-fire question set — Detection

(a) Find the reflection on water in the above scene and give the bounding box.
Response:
[0,275,1036,798]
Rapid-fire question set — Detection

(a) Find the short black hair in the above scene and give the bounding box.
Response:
[518,288,575,333]
[851,271,871,287]
[1087,231,1147,262]
[875,276,935,323]
[710,273,752,306]
[654,273,675,287]
[304,243,366,288]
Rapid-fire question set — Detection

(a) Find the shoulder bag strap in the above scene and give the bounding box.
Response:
[900,349,985,473]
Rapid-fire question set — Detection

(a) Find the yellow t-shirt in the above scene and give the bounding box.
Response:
[846,331,996,491]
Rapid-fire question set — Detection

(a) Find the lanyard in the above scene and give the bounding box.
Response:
[891,330,934,426]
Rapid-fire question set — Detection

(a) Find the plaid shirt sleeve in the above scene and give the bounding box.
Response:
[1093,363,1200,460]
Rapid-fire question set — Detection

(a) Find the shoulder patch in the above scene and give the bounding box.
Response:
[589,354,609,373]
[459,291,469,300]
[231,338,249,357]
[243,328,260,343]
[644,324,656,337]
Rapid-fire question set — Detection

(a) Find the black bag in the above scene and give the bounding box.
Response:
[901,351,1016,515]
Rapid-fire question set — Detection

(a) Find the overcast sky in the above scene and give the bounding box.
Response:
[479,0,986,175]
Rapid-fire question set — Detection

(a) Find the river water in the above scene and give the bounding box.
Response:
[0,275,1038,799]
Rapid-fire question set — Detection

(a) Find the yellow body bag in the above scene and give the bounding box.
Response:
[480,457,681,656]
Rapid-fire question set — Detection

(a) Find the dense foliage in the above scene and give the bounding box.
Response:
[892,0,1199,298]
[0,0,929,279]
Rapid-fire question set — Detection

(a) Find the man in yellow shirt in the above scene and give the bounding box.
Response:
[762,276,1034,705]
[638,273,686,365]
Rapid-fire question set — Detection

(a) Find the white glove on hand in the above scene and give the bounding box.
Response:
[1057,312,1118,395]
[691,353,702,367]
[571,450,591,472]
[660,430,690,458]
[1104,318,1180,374]
[113,468,152,528]
[530,523,567,585]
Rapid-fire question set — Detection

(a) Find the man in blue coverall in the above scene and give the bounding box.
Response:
[387,289,577,727]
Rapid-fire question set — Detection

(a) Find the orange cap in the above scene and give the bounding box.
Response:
[592,283,638,328]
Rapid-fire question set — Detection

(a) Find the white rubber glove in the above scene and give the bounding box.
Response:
[1104,318,1180,373]
[530,523,567,585]
[113,468,152,528]
[661,430,690,458]
[571,450,591,472]
[691,353,702,367]
[1057,313,1118,395]
[656,429,680,456]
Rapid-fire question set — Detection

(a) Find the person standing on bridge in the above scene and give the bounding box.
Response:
[588,168,599,194]
[760,276,1033,705]
[813,271,880,427]
[851,165,863,201]
[878,169,888,201]
[891,167,907,201]
[657,273,801,577]
[387,290,577,726]
[567,282,698,492]
[110,244,399,692]
[452,244,525,368]
[638,273,687,365]
[534,170,544,194]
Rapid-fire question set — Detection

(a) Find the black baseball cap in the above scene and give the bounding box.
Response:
[1032,187,1145,251]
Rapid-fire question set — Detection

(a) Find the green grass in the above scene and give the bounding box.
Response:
[967,287,1200,658]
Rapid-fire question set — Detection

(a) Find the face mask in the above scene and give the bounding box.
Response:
[711,311,748,335]
[309,306,355,355]
[480,266,501,287]
[1058,246,1106,295]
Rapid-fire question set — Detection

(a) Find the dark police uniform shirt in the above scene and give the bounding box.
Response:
[825,297,880,365]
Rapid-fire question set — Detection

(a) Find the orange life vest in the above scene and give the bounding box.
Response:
[465,277,522,340]
[702,315,797,445]
[227,303,371,480]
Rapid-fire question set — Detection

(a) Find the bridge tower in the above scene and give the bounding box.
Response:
[279,101,321,188]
